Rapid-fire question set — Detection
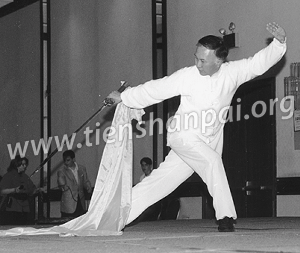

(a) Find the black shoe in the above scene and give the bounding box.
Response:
[217,217,235,232]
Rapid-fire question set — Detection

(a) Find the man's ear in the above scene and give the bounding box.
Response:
[216,58,223,68]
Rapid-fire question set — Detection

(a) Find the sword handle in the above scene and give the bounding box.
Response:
[117,81,129,93]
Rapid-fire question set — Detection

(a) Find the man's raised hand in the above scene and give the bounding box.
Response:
[266,22,286,43]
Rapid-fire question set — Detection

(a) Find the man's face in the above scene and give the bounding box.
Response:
[141,162,152,176]
[194,45,222,76]
[64,156,75,167]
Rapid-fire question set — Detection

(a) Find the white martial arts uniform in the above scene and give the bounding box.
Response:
[122,38,286,223]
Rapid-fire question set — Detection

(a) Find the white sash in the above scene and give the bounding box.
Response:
[0,103,144,237]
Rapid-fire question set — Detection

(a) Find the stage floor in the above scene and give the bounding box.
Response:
[1,217,300,253]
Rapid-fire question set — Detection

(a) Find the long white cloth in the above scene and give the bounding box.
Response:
[0,103,144,237]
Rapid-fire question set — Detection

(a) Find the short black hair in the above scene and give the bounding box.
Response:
[140,157,152,165]
[63,150,75,161]
[197,35,229,62]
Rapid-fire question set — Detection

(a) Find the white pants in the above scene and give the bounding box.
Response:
[126,132,237,224]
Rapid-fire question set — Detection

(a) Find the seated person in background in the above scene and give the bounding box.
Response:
[139,157,154,182]
[0,155,39,225]
[57,150,92,219]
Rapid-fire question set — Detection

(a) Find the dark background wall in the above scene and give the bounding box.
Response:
[0,2,40,183]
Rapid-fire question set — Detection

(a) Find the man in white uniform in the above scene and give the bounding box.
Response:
[108,22,286,232]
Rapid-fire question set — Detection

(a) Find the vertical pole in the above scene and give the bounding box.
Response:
[39,0,51,221]
[152,0,168,168]
[38,0,44,221]
[161,0,169,158]
[46,0,51,220]
[152,0,158,169]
